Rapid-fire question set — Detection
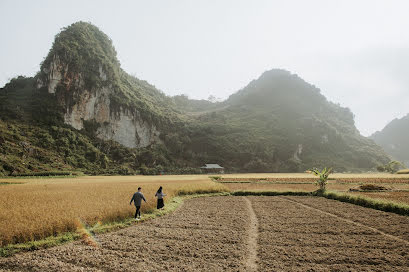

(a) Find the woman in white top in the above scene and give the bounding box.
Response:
[155,186,166,209]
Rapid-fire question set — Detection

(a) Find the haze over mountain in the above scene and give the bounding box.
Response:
[0,22,390,176]
[2,1,409,137]
[371,114,409,167]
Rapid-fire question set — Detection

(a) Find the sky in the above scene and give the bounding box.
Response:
[1,0,408,136]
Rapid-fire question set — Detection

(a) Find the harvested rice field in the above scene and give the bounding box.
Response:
[0,175,227,246]
[1,196,408,271]
[220,174,409,205]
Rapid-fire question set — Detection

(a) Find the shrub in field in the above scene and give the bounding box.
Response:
[209,176,222,181]
[309,167,332,192]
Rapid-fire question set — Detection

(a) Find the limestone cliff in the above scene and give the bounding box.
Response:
[36,22,164,148]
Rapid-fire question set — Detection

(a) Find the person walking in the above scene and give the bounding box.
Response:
[155,186,166,209]
[130,187,147,220]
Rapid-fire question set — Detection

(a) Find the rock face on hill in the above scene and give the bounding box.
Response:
[370,114,409,166]
[36,22,169,148]
[0,21,391,175]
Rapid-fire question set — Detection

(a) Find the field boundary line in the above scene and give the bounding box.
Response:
[279,196,409,246]
[244,197,259,272]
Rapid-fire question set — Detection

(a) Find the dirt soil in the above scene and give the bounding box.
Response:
[1,196,409,271]
[251,196,409,271]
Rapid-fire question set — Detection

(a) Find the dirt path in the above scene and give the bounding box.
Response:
[243,197,259,271]
[280,196,409,246]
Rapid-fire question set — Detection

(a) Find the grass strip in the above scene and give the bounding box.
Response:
[232,190,312,196]
[1,175,81,180]
[0,192,229,257]
[0,233,78,257]
[0,182,26,185]
[320,191,409,216]
[218,181,314,184]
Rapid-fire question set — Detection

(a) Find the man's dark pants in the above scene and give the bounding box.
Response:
[135,205,141,218]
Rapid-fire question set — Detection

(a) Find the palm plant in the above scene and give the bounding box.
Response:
[309,167,332,192]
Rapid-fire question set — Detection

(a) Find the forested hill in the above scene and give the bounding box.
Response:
[0,22,390,176]
[370,114,409,167]
[179,69,389,172]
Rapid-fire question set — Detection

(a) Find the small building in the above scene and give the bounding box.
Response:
[200,164,224,174]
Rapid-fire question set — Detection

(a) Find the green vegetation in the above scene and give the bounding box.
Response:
[38,21,181,129]
[176,69,390,172]
[232,191,312,196]
[371,113,409,167]
[309,167,332,191]
[376,160,404,173]
[209,176,222,181]
[0,232,76,257]
[10,171,82,177]
[320,191,409,216]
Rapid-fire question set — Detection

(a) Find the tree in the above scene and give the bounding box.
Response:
[377,161,404,173]
[309,167,332,192]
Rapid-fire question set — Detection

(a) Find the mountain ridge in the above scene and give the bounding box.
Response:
[0,21,390,175]
[370,113,409,166]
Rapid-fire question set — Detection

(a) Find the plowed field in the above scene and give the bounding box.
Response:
[1,196,408,271]
[252,196,409,271]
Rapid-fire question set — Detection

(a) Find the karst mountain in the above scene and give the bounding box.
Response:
[0,22,390,176]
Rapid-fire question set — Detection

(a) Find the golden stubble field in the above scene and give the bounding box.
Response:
[218,173,409,205]
[0,175,227,246]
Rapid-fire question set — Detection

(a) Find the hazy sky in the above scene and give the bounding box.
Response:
[1,0,408,136]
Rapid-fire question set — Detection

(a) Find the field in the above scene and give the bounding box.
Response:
[1,172,409,271]
[217,173,409,205]
[2,173,409,248]
[253,196,409,271]
[0,175,227,246]
[1,196,408,271]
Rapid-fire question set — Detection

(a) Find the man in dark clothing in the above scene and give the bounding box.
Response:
[130,187,147,220]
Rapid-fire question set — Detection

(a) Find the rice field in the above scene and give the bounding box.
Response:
[219,173,409,179]
[2,172,409,249]
[218,173,409,205]
[0,175,227,246]
[218,173,409,184]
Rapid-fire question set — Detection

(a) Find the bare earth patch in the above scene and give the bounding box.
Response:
[251,196,409,271]
[1,196,408,271]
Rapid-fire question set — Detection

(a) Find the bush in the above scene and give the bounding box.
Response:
[209,176,222,181]
[377,161,404,173]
